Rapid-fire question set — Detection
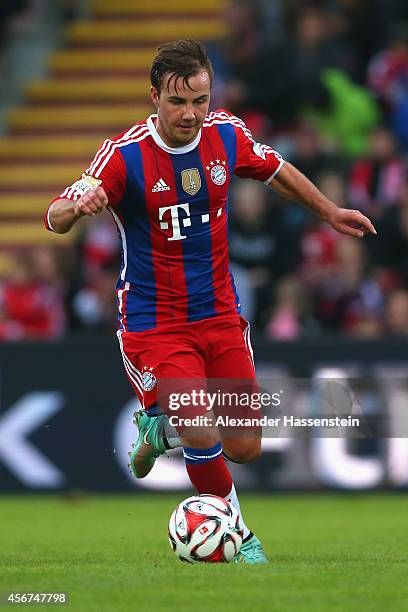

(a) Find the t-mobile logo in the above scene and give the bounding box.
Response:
[158,203,224,241]
[158,203,191,241]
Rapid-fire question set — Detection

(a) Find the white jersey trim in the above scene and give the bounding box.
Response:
[94,128,150,178]
[88,123,147,176]
[204,111,253,140]
[147,114,201,154]
[264,158,285,185]
[46,202,57,232]
[108,206,128,281]
[204,114,284,181]
[117,330,143,396]
[55,127,150,203]
[242,320,255,369]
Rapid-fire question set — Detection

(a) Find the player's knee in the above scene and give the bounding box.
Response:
[224,438,261,463]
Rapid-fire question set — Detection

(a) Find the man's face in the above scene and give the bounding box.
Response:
[150,70,211,148]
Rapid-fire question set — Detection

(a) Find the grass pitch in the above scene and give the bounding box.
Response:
[0,493,407,611]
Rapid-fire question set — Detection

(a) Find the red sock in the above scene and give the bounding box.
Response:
[183,443,233,497]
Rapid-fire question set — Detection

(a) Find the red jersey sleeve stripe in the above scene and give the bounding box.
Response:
[87,124,142,174]
[87,124,148,177]
[94,128,150,178]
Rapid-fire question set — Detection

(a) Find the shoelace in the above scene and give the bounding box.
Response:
[241,542,265,561]
[250,547,266,561]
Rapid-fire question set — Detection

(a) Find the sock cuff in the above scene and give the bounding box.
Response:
[243,531,254,543]
[225,484,235,499]
[183,442,223,464]
[145,404,164,417]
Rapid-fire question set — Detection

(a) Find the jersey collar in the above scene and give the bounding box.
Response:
[147,114,201,154]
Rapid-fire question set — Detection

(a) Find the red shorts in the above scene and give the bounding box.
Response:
[117,314,256,420]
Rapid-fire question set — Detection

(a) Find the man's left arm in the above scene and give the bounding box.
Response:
[270,162,377,238]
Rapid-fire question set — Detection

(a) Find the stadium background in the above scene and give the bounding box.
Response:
[1,0,408,495]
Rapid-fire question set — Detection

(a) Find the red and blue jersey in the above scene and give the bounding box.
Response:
[46,110,284,332]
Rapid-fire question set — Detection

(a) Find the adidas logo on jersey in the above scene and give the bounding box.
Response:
[152,179,171,192]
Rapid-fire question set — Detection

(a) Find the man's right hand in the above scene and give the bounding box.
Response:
[73,186,109,218]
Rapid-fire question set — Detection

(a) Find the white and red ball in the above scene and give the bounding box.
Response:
[168,494,243,563]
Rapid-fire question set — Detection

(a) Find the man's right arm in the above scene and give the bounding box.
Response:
[47,186,109,234]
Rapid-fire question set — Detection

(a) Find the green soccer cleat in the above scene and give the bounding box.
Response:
[234,534,269,564]
[128,410,168,478]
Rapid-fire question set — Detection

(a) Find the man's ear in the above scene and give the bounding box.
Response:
[150,86,159,110]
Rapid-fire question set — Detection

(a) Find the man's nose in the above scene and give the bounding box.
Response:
[182,105,195,120]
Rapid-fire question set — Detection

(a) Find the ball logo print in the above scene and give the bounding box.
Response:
[168,494,244,563]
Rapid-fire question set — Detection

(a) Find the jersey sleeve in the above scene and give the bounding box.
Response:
[231,113,284,184]
[44,139,126,231]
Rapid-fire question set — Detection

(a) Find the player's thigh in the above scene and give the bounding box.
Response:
[205,316,255,380]
[206,321,258,424]
[205,318,261,460]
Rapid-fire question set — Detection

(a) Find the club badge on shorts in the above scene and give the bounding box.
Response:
[142,366,157,391]
[181,168,201,196]
[142,368,157,392]
[205,160,227,186]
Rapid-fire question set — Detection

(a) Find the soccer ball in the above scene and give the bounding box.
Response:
[168,494,243,563]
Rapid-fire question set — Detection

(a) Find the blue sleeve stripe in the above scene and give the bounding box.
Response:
[216,123,237,175]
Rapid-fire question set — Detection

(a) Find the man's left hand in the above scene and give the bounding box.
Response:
[327,208,377,238]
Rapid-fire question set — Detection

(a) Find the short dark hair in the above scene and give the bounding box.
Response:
[150,39,214,95]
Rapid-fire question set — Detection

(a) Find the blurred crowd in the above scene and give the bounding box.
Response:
[0,0,29,72]
[0,0,88,86]
[2,0,408,341]
[220,0,408,340]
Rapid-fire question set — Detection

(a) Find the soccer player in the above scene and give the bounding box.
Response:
[45,39,376,563]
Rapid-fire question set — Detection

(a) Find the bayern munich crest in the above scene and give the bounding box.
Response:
[142,369,157,392]
[206,160,227,186]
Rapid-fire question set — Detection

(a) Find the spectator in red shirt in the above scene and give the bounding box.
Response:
[0,249,66,341]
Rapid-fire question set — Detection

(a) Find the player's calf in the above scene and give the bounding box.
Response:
[180,426,220,451]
